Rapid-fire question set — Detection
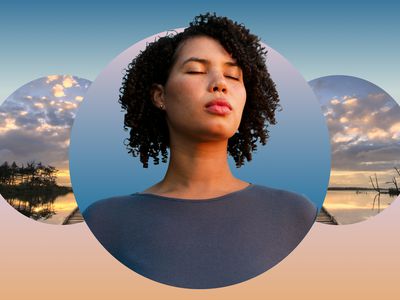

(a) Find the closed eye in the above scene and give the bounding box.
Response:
[225,75,240,81]
[186,71,206,74]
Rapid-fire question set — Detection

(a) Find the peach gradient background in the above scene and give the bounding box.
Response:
[1,191,399,299]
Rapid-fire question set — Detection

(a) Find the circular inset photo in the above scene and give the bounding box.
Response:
[70,14,330,288]
[0,75,91,225]
[309,75,400,225]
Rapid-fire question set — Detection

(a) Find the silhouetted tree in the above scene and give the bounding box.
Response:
[0,161,59,187]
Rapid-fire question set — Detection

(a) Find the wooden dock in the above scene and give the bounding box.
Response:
[62,207,84,225]
[317,206,339,225]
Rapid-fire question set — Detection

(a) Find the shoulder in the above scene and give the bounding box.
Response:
[84,195,130,215]
[247,184,317,221]
[83,194,142,223]
[248,184,315,206]
[82,194,145,243]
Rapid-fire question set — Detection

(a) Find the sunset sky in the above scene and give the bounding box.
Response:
[309,75,400,188]
[0,75,91,186]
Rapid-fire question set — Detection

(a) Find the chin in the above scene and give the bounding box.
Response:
[207,119,237,133]
[201,126,236,141]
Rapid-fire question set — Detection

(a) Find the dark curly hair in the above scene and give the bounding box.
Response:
[119,13,280,168]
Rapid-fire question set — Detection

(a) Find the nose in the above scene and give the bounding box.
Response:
[208,71,227,93]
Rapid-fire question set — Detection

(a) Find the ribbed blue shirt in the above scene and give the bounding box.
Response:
[83,184,317,289]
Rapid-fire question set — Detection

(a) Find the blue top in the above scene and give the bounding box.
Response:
[83,184,317,289]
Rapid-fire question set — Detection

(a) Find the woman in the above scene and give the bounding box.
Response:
[84,13,317,289]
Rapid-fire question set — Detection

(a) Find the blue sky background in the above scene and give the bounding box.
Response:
[69,37,330,211]
[1,0,399,104]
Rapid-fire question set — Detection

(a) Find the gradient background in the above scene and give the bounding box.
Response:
[69,35,330,211]
[1,1,399,299]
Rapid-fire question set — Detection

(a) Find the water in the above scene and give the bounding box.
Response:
[4,192,78,225]
[323,190,399,225]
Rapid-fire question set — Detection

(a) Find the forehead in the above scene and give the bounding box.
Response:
[173,35,236,63]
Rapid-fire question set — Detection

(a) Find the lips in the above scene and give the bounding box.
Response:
[205,99,232,116]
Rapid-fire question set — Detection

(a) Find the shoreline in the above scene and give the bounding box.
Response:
[328,187,383,191]
[323,190,397,224]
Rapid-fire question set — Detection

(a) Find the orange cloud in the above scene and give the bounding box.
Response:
[345,127,361,135]
[390,122,400,139]
[46,75,59,83]
[0,118,18,134]
[332,133,354,143]
[62,76,77,88]
[34,102,45,109]
[36,123,53,132]
[52,84,65,97]
[63,101,78,110]
[330,99,340,105]
[343,97,358,106]
[367,128,389,140]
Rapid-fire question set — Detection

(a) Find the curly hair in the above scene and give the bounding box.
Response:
[119,13,280,168]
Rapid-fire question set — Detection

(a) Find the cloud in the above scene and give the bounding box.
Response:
[343,97,358,107]
[34,102,45,109]
[0,76,91,181]
[330,99,340,105]
[0,118,18,134]
[332,133,355,143]
[46,75,60,83]
[322,92,400,175]
[390,122,400,139]
[367,128,389,140]
[62,75,78,88]
[310,76,400,187]
[52,84,66,97]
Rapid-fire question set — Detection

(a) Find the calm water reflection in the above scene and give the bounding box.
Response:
[324,190,399,224]
[4,192,77,225]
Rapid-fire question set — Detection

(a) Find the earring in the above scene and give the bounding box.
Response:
[159,103,165,110]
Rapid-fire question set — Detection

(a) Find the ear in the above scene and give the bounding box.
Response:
[151,84,166,110]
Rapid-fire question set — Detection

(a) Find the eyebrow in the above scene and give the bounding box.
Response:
[181,57,239,68]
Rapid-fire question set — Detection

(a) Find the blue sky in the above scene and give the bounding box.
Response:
[1,1,399,103]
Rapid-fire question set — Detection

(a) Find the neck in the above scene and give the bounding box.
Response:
[144,133,248,199]
[165,139,233,187]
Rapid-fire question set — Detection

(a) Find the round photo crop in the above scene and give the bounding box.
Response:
[309,75,400,225]
[70,15,330,289]
[0,75,91,225]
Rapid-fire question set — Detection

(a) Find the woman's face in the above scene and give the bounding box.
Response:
[154,35,247,144]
